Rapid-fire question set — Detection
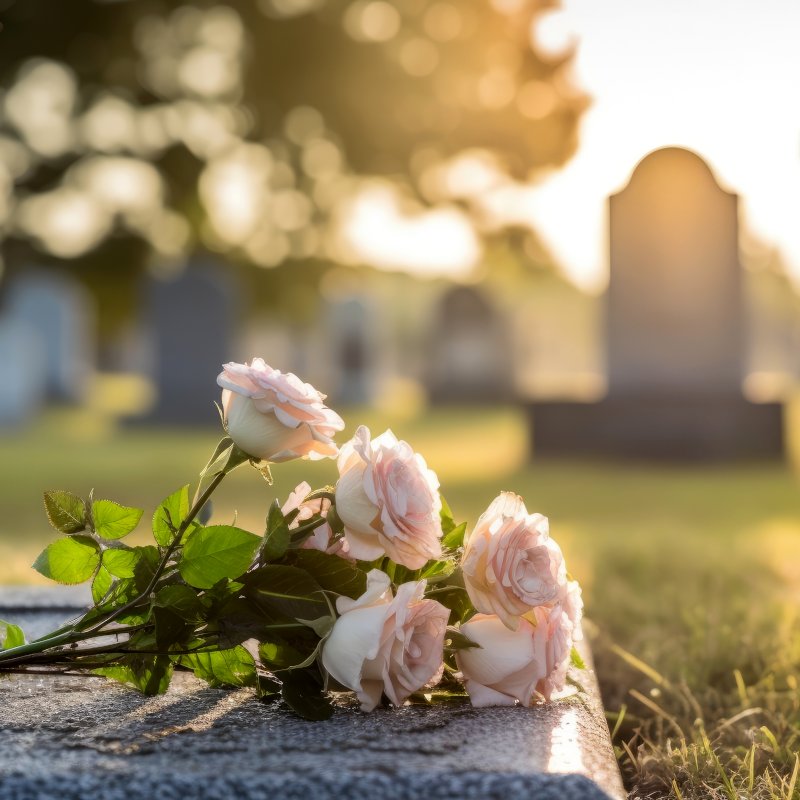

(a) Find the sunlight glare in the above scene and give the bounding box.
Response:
[334,181,481,278]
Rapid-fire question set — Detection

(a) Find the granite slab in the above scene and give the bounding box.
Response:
[0,588,625,800]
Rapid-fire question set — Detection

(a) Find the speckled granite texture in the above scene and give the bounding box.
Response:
[0,587,624,800]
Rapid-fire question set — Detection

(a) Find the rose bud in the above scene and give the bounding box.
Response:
[334,426,443,569]
[217,359,344,463]
[462,492,565,630]
[281,481,351,560]
[321,570,449,711]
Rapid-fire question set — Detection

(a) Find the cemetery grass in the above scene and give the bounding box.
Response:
[3,406,800,799]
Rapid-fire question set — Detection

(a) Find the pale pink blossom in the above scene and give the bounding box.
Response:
[462,492,565,630]
[321,570,449,711]
[335,426,443,569]
[455,613,548,707]
[537,579,584,700]
[217,358,344,462]
[281,481,351,560]
[456,602,580,707]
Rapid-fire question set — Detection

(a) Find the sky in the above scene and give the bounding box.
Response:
[527,0,800,291]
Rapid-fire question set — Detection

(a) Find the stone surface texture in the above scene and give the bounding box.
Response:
[0,588,624,800]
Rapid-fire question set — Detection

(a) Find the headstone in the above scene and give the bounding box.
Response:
[326,297,374,405]
[139,256,239,425]
[0,317,47,426]
[531,147,783,460]
[4,268,95,404]
[426,286,514,403]
[0,588,625,800]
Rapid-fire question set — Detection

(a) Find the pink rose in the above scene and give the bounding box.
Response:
[537,579,584,701]
[321,570,449,711]
[455,606,578,707]
[536,607,572,701]
[462,492,565,630]
[334,426,443,569]
[455,613,548,707]
[217,358,344,462]
[281,481,351,560]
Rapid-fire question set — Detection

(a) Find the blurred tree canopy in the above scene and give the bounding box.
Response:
[0,0,588,323]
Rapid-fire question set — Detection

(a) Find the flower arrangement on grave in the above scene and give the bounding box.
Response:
[0,359,584,719]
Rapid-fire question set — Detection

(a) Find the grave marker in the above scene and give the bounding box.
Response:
[140,257,239,425]
[426,286,514,403]
[532,147,783,459]
[5,268,95,404]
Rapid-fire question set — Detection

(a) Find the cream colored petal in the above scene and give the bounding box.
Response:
[321,603,390,692]
[463,680,518,708]
[458,615,536,685]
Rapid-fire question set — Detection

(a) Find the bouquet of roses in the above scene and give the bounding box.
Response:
[0,359,583,720]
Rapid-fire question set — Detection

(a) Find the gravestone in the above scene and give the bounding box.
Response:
[426,286,514,403]
[327,297,374,405]
[0,586,625,800]
[139,257,239,425]
[4,268,95,404]
[0,317,47,425]
[532,147,783,459]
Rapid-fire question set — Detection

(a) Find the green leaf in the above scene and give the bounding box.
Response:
[152,485,189,547]
[290,549,367,599]
[153,606,193,650]
[419,557,457,584]
[33,536,100,584]
[103,545,159,579]
[442,522,467,550]
[94,654,173,695]
[277,668,333,721]
[154,585,204,621]
[433,586,473,625]
[43,490,87,534]
[255,674,281,698]
[179,525,261,589]
[570,646,587,670]
[440,493,457,534]
[92,500,143,540]
[258,638,314,670]
[180,647,256,688]
[262,500,291,562]
[243,565,328,621]
[0,619,25,649]
[91,564,114,604]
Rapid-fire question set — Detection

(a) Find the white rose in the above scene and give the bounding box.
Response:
[334,426,443,569]
[321,570,449,711]
[217,358,344,462]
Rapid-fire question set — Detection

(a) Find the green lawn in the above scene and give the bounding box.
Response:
[2,405,800,799]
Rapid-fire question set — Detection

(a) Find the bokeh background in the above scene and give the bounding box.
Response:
[2,2,800,797]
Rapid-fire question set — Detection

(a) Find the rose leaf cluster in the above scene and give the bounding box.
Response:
[0,358,585,722]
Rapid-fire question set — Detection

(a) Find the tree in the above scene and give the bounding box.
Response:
[0,0,588,315]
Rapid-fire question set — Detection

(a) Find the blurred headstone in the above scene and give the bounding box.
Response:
[0,318,47,426]
[140,257,239,425]
[532,147,783,460]
[5,268,95,404]
[426,286,514,403]
[327,297,374,405]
